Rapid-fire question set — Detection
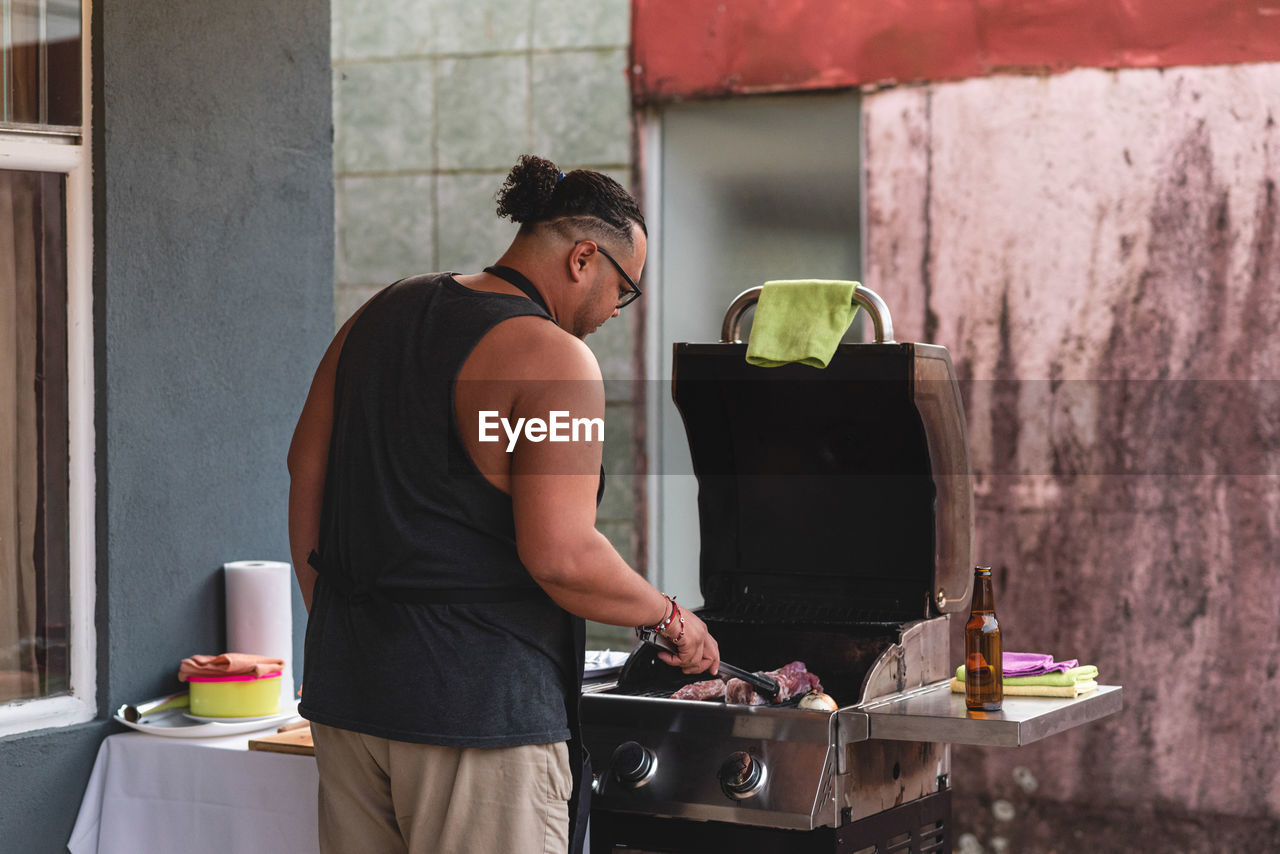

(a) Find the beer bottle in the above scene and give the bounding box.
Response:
[965,566,1002,711]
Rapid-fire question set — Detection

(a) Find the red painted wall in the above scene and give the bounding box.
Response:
[632,0,1280,102]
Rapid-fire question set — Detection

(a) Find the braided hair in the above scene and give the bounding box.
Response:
[495,155,646,249]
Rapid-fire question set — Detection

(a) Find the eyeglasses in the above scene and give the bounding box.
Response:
[595,245,643,309]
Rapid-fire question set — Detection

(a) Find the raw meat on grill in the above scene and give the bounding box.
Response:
[725,661,822,705]
[668,661,822,704]
[670,678,727,701]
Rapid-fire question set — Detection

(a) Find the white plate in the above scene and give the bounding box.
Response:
[113,703,300,738]
[183,711,287,724]
[584,650,630,678]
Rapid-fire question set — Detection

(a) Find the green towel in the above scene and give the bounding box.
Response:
[955,664,1099,687]
[745,280,860,369]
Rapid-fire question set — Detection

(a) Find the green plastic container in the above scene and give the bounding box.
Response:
[188,671,281,717]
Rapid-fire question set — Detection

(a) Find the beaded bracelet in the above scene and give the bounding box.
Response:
[643,594,687,646]
[668,599,686,646]
[651,594,678,634]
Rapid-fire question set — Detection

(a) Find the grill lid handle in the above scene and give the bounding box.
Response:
[720,284,896,345]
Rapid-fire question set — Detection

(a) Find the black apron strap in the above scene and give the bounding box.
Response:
[484,265,552,317]
[307,550,545,605]
[565,613,590,854]
[380,585,547,605]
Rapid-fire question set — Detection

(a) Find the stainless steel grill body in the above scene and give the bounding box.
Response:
[583,287,1121,852]
[583,617,954,831]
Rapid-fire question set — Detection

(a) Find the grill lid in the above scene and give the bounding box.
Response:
[671,288,973,623]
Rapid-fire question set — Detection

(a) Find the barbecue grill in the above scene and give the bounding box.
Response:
[580,286,1122,854]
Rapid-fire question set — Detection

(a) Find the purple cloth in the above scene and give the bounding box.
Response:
[1003,652,1079,677]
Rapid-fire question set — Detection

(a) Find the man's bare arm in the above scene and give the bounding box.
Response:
[508,332,719,675]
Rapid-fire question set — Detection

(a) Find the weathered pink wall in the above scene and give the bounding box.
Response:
[632,0,1280,102]
[864,64,1280,850]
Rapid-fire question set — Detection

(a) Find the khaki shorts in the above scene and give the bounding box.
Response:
[311,722,571,854]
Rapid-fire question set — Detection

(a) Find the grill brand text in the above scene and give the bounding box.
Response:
[478,410,604,452]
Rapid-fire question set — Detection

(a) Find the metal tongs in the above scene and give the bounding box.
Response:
[636,627,782,700]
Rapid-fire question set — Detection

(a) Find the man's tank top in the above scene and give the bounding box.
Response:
[299,272,576,747]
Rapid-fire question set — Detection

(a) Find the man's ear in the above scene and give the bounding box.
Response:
[567,240,597,283]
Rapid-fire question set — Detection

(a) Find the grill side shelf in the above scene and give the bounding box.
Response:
[852,682,1123,748]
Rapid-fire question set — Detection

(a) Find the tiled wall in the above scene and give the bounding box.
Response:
[332,0,639,647]
[333,0,632,315]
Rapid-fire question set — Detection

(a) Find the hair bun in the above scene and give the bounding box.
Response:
[495,155,561,223]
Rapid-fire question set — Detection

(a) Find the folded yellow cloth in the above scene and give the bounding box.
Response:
[949,677,1098,697]
[745,280,860,369]
[955,664,1098,687]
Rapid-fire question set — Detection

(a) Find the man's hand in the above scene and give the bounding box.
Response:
[655,607,720,677]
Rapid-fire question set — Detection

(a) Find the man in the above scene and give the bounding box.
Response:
[287,155,719,854]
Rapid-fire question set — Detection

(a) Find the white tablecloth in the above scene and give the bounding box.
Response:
[68,728,319,854]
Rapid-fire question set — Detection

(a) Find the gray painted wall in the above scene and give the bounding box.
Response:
[0,2,332,850]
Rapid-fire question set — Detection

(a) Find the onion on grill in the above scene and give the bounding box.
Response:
[798,692,839,711]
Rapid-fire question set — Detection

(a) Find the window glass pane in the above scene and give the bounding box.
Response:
[2,0,82,126]
[659,94,862,345]
[0,169,69,705]
[653,93,862,604]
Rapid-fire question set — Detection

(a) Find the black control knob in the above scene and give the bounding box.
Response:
[612,741,657,788]
[719,751,768,800]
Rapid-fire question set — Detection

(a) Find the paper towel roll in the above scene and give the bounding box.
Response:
[224,560,295,710]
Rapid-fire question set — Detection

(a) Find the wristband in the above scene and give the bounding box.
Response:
[665,599,686,646]
[649,594,677,634]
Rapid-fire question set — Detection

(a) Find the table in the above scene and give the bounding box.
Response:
[854,683,1124,745]
[68,727,319,854]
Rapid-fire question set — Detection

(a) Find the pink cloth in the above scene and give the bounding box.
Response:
[1003,652,1079,677]
[178,653,285,682]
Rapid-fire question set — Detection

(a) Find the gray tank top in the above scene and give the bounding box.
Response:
[299,272,577,747]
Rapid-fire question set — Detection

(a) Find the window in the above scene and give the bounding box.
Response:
[2,0,82,127]
[642,93,862,605]
[0,0,92,736]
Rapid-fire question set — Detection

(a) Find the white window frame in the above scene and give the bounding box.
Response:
[0,0,94,737]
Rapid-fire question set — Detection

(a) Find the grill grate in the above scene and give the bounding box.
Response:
[612,621,900,703]
[603,685,809,707]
